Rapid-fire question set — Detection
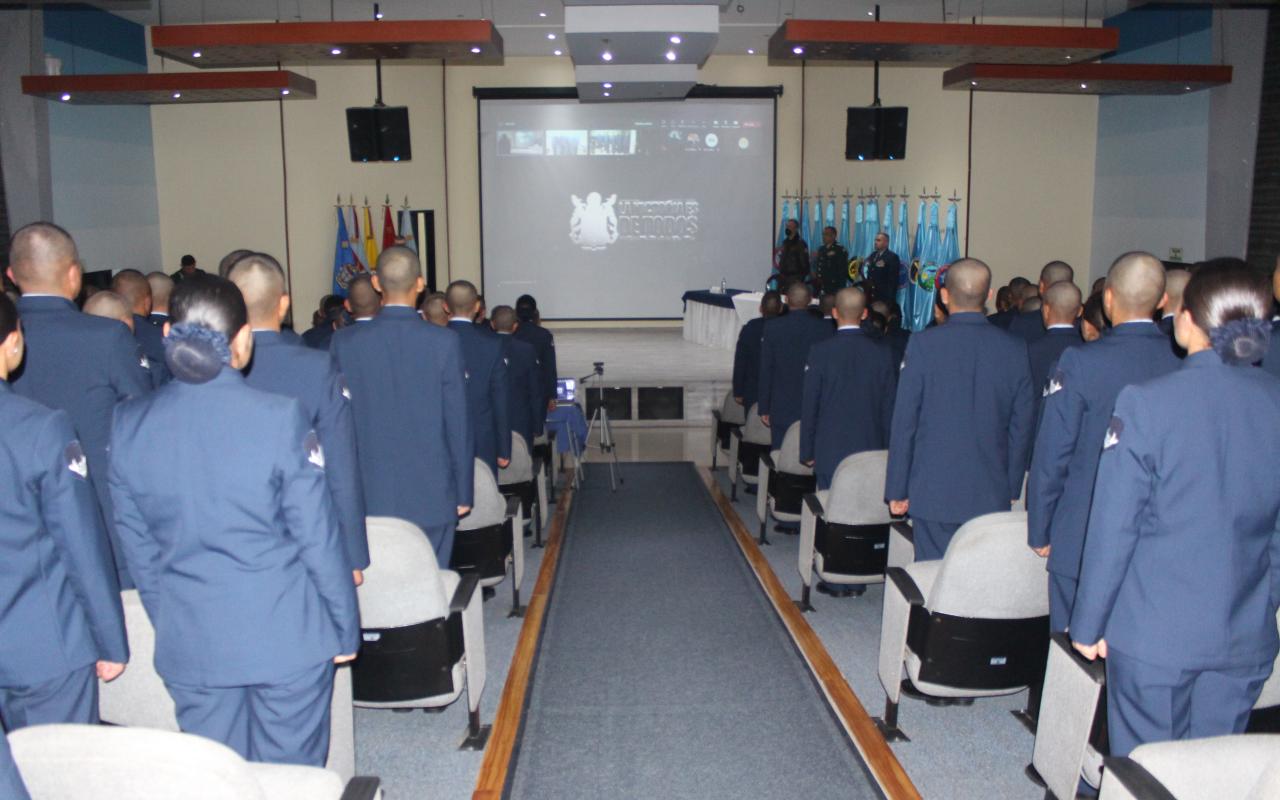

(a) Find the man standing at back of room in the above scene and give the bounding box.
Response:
[814,227,850,296]
[1027,280,1083,428]
[7,223,151,587]
[1010,261,1074,343]
[514,294,558,414]
[112,269,170,388]
[331,246,472,565]
[170,254,205,285]
[1027,252,1180,632]
[885,258,1034,561]
[757,281,833,449]
[146,272,173,327]
[865,232,901,305]
[492,305,544,449]
[446,281,511,476]
[733,291,782,415]
[229,253,369,585]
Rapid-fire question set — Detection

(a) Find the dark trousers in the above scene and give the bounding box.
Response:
[0,665,98,731]
[910,518,961,561]
[1049,571,1078,633]
[1105,646,1271,757]
[166,660,335,766]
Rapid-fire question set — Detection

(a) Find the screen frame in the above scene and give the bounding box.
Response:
[473,85,783,322]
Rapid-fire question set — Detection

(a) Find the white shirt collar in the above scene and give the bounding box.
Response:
[837,324,860,331]
[1047,323,1075,330]
[449,316,473,324]
[21,292,63,299]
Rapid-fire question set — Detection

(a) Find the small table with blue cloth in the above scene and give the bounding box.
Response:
[681,289,750,350]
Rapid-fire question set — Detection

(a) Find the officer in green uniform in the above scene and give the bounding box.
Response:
[814,226,850,296]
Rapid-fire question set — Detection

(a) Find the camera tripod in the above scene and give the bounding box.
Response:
[572,361,623,492]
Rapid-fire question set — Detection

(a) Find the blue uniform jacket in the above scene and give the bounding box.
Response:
[448,320,511,471]
[108,368,359,687]
[331,306,473,528]
[800,328,897,481]
[1007,309,1046,343]
[1027,322,1181,579]
[1028,326,1082,424]
[732,316,767,411]
[498,333,544,447]
[885,312,1034,523]
[301,324,335,351]
[133,314,171,388]
[245,331,370,571]
[987,309,1015,329]
[757,310,834,448]
[13,295,151,585]
[1070,350,1280,670]
[0,381,128,686]
[513,322,557,407]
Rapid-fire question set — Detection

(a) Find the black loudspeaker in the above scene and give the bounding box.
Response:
[346,106,412,162]
[845,106,908,161]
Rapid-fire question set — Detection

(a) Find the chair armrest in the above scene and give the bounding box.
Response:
[1050,632,1106,685]
[450,574,481,615]
[712,410,722,425]
[504,496,522,519]
[760,452,776,471]
[890,520,914,544]
[885,567,925,607]
[340,776,383,800]
[1100,758,1178,800]
[731,427,743,441]
[803,493,824,516]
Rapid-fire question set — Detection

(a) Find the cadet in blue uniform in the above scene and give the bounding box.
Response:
[1010,262,1073,344]
[0,293,128,730]
[446,281,511,475]
[331,247,473,566]
[869,298,910,367]
[108,277,359,767]
[492,305,545,448]
[146,271,173,328]
[886,258,1034,561]
[229,253,370,582]
[113,269,171,388]
[1027,280,1082,431]
[987,285,1016,329]
[6,223,150,588]
[1071,264,1280,757]
[514,295,558,414]
[1157,268,1190,339]
[758,282,833,449]
[732,291,782,413]
[1028,252,1179,632]
[800,287,897,490]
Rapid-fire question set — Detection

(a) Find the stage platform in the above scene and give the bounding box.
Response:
[549,327,731,426]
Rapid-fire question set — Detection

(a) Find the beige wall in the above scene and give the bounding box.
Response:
[150,52,1098,321]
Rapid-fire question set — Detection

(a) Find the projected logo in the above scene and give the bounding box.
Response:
[570,191,702,250]
[569,192,619,251]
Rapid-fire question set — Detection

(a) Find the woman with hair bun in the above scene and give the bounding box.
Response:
[1070,263,1280,757]
[106,276,359,766]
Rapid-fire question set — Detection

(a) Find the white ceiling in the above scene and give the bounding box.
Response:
[89,0,1113,57]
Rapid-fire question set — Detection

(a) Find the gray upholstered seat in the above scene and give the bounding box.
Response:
[97,590,356,782]
[710,390,746,469]
[875,511,1049,740]
[454,458,526,616]
[352,516,489,748]
[795,451,907,609]
[498,432,550,547]
[754,422,814,543]
[728,403,770,498]
[1099,734,1280,800]
[8,724,381,800]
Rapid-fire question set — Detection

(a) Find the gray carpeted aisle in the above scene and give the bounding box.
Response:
[510,462,881,799]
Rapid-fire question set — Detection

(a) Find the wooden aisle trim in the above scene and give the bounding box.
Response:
[698,467,922,800]
[472,484,574,800]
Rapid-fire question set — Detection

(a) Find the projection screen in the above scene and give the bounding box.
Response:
[478,94,776,320]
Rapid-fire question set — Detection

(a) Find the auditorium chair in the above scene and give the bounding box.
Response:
[1098,735,1280,800]
[451,458,526,617]
[728,403,770,501]
[98,591,357,782]
[754,422,814,546]
[8,724,382,800]
[498,432,549,548]
[709,390,746,470]
[352,517,489,748]
[531,430,558,503]
[796,450,908,610]
[874,511,1050,741]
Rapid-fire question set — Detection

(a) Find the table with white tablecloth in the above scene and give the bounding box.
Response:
[681,289,764,350]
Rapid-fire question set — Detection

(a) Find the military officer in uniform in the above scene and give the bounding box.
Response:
[885,258,1034,561]
[732,291,782,414]
[1027,252,1178,632]
[229,253,369,584]
[446,281,511,476]
[113,269,171,388]
[1071,264,1280,757]
[108,276,359,767]
[758,281,833,451]
[1027,280,1082,432]
[7,223,150,588]
[814,226,850,296]
[0,293,129,731]
[775,219,810,290]
[864,232,901,304]
[514,295,558,414]
[331,247,472,566]
[170,254,206,285]
[492,305,545,449]
[1010,261,1074,343]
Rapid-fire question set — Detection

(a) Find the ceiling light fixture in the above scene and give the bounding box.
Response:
[747,48,755,54]
[172,92,182,99]
[60,93,70,101]
[538,11,547,17]
[281,89,290,95]
[970,80,977,86]
[603,82,613,88]
[665,50,677,61]
[470,46,482,53]
[669,35,681,44]
[374,11,383,19]
[603,91,611,97]
[546,32,556,40]
[602,51,613,61]
[331,48,342,55]
[192,51,202,58]
[1080,82,1088,89]
[792,45,805,55]
[553,49,562,56]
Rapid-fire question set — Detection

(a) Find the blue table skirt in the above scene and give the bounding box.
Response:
[546,404,588,455]
[680,289,747,311]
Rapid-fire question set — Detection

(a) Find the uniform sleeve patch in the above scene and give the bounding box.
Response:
[339,377,352,401]
[304,430,326,470]
[65,441,88,479]
[1044,369,1064,398]
[139,355,151,370]
[1103,417,1124,451]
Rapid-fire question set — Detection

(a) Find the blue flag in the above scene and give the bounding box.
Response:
[838,198,851,254]
[809,197,823,257]
[908,201,942,332]
[332,208,361,296]
[776,199,791,249]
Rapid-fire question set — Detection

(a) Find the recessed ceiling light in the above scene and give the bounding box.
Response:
[1065,55,1073,60]
[970,80,977,87]
[331,48,342,55]
[60,93,71,101]
[192,51,202,58]
[792,45,805,55]
[867,10,874,15]
[747,48,755,54]
[665,50,677,61]
[553,49,563,56]
[375,11,383,19]
[669,35,681,44]
[602,51,613,61]
[172,92,182,99]
[546,32,556,40]
[603,91,611,97]
[470,46,482,54]
[603,82,613,89]
[1185,85,1192,91]
[1080,82,1088,89]
[538,11,547,17]
[281,89,290,96]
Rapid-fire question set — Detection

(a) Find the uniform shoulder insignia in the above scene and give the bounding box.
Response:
[899,358,907,372]
[1044,369,1064,398]
[503,357,509,366]
[304,430,326,470]
[1102,417,1124,451]
[139,355,150,370]
[65,441,88,479]
[339,377,352,401]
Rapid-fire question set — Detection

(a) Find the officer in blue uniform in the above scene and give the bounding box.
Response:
[1157,268,1190,339]
[108,276,359,767]
[331,247,473,566]
[229,253,370,582]
[869,298,910,367]
[6,223,150,588]
[446,281,511,476]
[0,293,129,730]
[492,305,544,449]
[1027,280,1082,431]
[146,271,172,328]
[757,282,833,449]
[1071,264,1280,757]
[0,732,28,799]
[113,269,171,388]
[886,258,1034,561]
[987,285,1016,329]
[1027,252,1179,632]
[800,287,897,490]
[514,295,558,414]
[732,291,782,414]
[864,232,902,305]
[1010,262,1073,344]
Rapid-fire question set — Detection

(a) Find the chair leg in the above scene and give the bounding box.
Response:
[758,516,771,546]
[1012,676,1044,734]
[459,708,492,751]
[731,473,738,501]
[794,583,814,613]
[532,497,544,549]
[508,569,524,618]
[874,696,909,743]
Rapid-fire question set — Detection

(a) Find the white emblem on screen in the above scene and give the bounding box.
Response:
[738,137,749,150]
[569,192,619,251]
[704,133,718,148]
